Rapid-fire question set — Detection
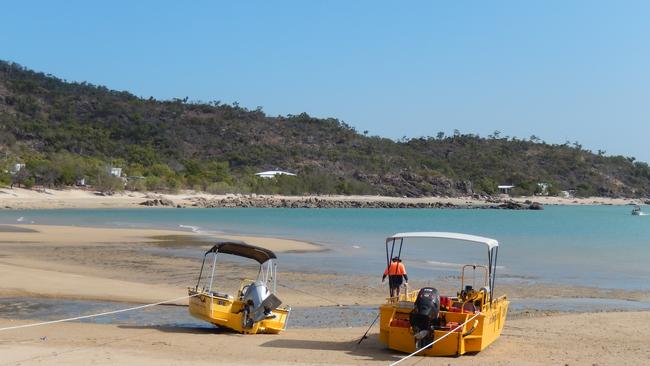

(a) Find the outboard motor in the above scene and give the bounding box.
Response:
[409,287,440,349]
[241,281,282,329]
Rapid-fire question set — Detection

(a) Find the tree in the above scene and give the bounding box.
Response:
[93,172,124,194]
[11,168,31,188]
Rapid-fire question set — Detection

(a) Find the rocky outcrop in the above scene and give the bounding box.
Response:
[352,172,471,197]
[493,200,544,210]
[186,196,543,210]
[140,198,175,207]
[189,196,461,209]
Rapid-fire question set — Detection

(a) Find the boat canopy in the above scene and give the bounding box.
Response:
[387,232,499,250]
[205,241,277,264]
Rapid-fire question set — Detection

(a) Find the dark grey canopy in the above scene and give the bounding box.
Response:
[205,241,277,264]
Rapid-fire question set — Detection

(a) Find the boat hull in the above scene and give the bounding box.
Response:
[188,289,289,334]
[379,294,509,356]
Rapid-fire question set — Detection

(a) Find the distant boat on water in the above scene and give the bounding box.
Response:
[631,205,644,216]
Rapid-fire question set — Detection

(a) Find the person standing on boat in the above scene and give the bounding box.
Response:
[382,257,408,298]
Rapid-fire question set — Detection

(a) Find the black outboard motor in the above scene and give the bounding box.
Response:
[409,287,440,349]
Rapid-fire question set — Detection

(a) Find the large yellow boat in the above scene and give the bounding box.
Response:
[379,232,509,357]
[188,241,290,334]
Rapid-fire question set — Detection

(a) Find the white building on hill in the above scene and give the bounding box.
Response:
[255,170,297,179]
[498,185,515,194]
[108,167,123,177]
[10,163,26,174]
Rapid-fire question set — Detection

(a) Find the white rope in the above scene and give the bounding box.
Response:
[0,294,198,332]
[389,311,482,366]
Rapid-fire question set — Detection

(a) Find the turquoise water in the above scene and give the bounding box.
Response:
[1,206,649,290]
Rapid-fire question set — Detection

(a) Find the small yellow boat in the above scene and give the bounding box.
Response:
[379,232,509,357]
[188,241,290,334]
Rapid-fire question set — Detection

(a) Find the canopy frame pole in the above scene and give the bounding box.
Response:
[397,238,404,260]
[208,250,218,292]
[490,247,498,302]
[272,261,277,293]
[386,238,397,297]
[487,248,492,304]
[195,253,208,290]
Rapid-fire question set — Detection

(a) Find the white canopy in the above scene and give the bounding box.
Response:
[386,232,499,250]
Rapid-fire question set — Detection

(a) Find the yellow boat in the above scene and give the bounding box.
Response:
[188,241,290,334]
[379,232,509,357]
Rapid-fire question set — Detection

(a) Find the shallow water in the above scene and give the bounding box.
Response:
[2,297,649,331]
[1,206,649,290]
[0,298,377,329]
[511,297,650,312]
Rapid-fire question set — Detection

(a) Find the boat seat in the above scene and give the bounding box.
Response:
[464,303,475,312]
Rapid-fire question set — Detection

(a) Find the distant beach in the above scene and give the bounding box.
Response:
[0,187,644,210]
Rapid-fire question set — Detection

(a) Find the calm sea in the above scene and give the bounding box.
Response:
[1,206,648,291]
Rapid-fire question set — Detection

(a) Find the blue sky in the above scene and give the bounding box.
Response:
[1,1,649,161]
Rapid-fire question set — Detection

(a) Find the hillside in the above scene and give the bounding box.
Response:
[1,60,649,197]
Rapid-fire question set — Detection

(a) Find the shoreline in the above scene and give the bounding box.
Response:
[0,187,646,210]
[0,224,647,307]
[1,224,649,364]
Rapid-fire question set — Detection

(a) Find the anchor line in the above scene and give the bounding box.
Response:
[0,294,199,332]
[389,311,482,366]
[277,283,341,306]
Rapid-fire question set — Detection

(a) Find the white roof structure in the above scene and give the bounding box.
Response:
[108,167,122,177]
[255,170,297,178]
[497,185,515,189]
[386,232,499,250]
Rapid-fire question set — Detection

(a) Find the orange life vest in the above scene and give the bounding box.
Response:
[384,261,406,276]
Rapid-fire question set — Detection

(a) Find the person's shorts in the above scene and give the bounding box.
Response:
[389,275,404,288]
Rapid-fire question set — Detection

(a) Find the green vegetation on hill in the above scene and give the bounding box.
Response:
[1,60,649,197]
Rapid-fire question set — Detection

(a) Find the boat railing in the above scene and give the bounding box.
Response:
[386,289,418,304]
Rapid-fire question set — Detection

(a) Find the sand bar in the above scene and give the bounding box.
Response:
[0,224,321,305]
[0,224,320,252]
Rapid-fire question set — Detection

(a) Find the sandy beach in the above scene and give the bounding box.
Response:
[0,187,644,210]
[0,224,648,365]
[2,310,650,366]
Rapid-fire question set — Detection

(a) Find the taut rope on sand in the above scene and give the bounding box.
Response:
[388,311,482,366]
[0,294,199,332]
[277,283,342,306]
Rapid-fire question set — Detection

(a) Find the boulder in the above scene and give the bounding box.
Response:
[140,198,175,207]
[497,201,526,210]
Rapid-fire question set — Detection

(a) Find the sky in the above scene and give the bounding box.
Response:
[1,1,649,161]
